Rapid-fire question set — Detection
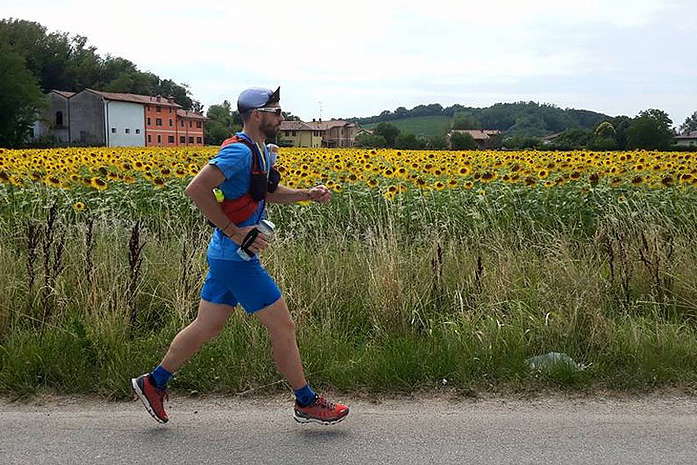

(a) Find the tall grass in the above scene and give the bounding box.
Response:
[1,182,696,398]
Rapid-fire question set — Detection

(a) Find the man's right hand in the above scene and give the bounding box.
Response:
[229,226,269,254]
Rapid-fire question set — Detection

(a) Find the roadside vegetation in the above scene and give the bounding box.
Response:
[1,147,696,398]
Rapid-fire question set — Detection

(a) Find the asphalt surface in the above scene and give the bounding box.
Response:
[1,393,696,464]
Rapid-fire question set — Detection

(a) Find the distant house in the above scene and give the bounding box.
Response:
[30,89,205,147]
[176,109,206,146]
[675,131,697,147]
[447,129,502,149]
[30,90,75,144]
[70,89,150,146]
[279,121,322,148]
[306,119,359,148]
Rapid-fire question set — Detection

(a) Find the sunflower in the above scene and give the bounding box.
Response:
[90,177,108,190]
[73,201,85,212]
[44,175,62,188]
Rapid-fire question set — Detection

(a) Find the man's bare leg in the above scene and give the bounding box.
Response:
[160,300,234,373]
[254,297,307,390]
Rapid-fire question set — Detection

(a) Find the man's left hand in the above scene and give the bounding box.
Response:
[308,185,331,203]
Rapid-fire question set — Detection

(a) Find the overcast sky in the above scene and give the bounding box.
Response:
[3,0,695,126]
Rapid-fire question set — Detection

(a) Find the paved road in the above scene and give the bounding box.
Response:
[1,394,696,464]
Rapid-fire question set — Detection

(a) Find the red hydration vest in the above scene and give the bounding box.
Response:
[217,135,280,224]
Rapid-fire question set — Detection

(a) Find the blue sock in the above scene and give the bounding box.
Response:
[149,365,172,389]
[294,384,316,407]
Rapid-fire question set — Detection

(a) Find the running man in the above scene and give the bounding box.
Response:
[131,86,349,425]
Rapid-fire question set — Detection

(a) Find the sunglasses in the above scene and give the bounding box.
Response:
[256,107,283,116]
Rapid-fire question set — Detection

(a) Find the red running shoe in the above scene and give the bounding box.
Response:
[293,394,349,425]
[131,374,169,423]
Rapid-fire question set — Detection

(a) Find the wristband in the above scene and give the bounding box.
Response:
[239,228,260,258]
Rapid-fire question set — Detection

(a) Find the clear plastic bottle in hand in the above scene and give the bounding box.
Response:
[236,219,275,260]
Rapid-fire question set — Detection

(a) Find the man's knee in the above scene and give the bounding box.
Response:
[257,298,296,335]
[193,317,226,339]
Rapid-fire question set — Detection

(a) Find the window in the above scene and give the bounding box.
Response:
[196,122,202,128]
[189,121,193,128]
[147,117,151,125]
[156,118,162,126]
[148,134,152,143]
[111,128,116,133]
[180,136,186,143]
[169,119,173,127]
[125,128,130,134]
[136,129,141,134]
[146,105,150,112]
[157,135,162,144]
[168,136,175,143]
[156,106,161,112]
[181,120,184,127]
[169,108,172,114]
[189,136,194,143]
[197,137,202,144]
[292,131,297,136]
[56,111,64,127]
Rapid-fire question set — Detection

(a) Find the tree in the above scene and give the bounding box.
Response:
[426,134,449,150]
[204,100,240,145]
[0,45,46,147]
[452,111,481,130]
[374,122,400,147]
[549,128,593,150]
[450,131,477,150]
[626,109,675,150]
[355,133,387,148]
[394,133,425,150]
[588,121,617,150]
[680,111,697,134]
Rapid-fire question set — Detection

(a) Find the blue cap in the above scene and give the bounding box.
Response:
[237,87,280,113]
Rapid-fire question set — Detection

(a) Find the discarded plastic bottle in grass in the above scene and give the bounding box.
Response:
[525,352,580,372]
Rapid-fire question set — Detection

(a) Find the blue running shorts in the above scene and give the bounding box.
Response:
[200,257,282,314]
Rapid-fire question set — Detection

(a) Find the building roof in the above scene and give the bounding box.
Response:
[84,89,182,108]
[305,120,357,131]
[675,131,697,140]
[280,120,314,131]
[51,90,76,98]
[449,129,502,141]
[176,109,206,120]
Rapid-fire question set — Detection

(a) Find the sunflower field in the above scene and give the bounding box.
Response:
[1,146,696,397]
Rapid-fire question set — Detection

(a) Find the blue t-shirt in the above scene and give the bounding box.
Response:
[206,132,275,261]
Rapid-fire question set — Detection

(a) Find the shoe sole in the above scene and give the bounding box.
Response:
[293,411,349,426]
[131,378,168,424]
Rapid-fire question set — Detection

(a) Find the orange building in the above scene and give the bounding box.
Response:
[176,110,206,146]
[144,96,182,147]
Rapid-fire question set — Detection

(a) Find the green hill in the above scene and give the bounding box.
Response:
[350,102,610,139]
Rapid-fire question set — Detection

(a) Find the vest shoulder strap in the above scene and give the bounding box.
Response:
[220,135,264,171]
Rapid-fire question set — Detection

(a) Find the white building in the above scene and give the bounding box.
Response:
[675,131,697,147]
[103,100,146,147]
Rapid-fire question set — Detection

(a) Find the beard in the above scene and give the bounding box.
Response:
[260,118,280,139]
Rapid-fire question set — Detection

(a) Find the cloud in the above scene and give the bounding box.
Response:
[2,0,695,124]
